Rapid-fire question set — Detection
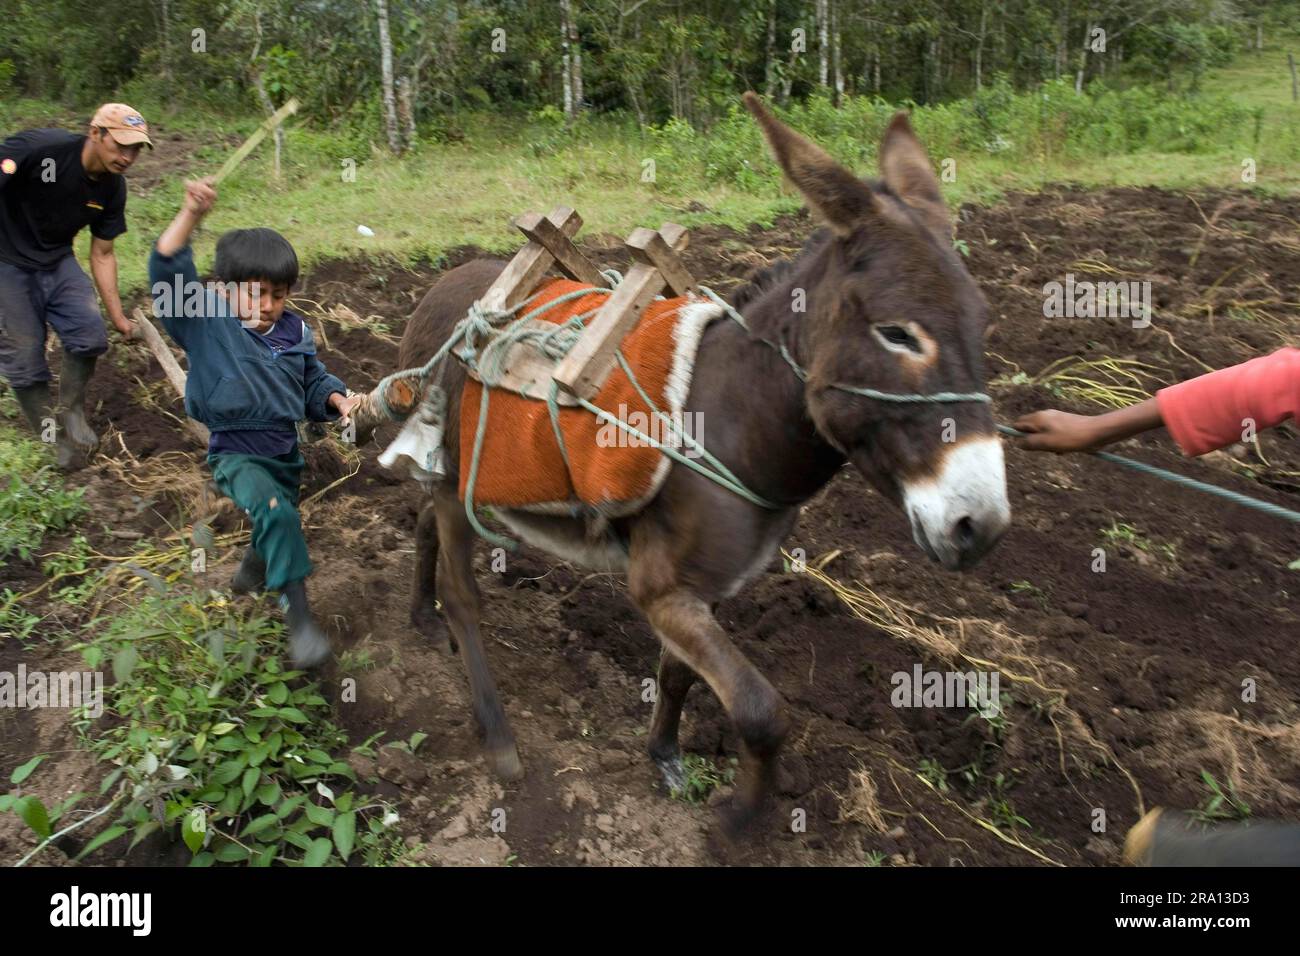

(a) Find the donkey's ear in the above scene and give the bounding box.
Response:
[878,111,952,240]
[743,92,876,236]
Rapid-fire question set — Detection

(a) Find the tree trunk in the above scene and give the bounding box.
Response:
[375,0,401,153]
[1055,2,1069,79]
[560,0,575,119]
[571,25,584,112]
[397,76,417,149]
[831,0,844,105]
[1075,20,1091,93]
[252,76,283,178]
[816,0,829,89]
[158,0,172,81]
[764,0,777,98]
[975,2,987,90]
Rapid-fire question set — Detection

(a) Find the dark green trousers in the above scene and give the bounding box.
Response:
[208,451,313,591]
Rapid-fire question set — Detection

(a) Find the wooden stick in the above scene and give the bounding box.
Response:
[513,211,606,287]
[480,206,583,313]
[212,97,300,186]
[132,307,210,446]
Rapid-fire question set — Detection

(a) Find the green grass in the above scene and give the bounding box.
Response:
[1,36,1296,296]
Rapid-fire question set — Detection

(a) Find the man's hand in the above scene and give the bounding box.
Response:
[182,177,217,218]
[329,391,363,426]
[1012,410,1106,453]
[111,313,137,339]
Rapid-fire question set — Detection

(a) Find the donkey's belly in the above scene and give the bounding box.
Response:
[495,508,630,572]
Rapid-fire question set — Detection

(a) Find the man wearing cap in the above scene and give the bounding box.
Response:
[0,103,152,469]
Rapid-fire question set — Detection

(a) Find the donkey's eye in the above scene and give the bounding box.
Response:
[873,324,922,354]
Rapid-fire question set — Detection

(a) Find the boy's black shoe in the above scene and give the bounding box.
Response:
[280,579,331,669]
[231,547,267,594]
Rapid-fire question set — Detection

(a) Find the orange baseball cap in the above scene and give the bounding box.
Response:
[90,103,154,148]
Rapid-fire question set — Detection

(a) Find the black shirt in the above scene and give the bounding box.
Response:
[0,129,128,270]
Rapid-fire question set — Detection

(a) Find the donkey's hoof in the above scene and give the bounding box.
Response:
[654,754,687,794]
[487,741,523,781]
[716,796,769,840]
[410,607,456,654]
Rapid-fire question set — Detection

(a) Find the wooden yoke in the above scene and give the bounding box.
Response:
[464,205,608,404]
[552,222,694,400]
[479,206,599,313]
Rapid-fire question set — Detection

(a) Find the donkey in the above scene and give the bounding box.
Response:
[388,93,1011,831]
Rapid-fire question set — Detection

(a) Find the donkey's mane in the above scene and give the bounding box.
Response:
[726,227,832,313]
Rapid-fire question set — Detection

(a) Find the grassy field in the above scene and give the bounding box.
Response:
[1,38,1298,293]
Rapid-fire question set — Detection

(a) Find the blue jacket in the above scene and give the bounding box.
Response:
[148,244,346,434]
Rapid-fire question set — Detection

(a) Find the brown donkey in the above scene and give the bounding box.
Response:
[389,94,1011,831]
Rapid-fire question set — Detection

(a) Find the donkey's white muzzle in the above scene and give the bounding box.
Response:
[902,437,1011,571]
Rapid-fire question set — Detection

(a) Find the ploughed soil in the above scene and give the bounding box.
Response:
[3,186,1298,867]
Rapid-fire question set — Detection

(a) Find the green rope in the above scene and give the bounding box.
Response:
[696,286,992,405]
[997,425,1300,524]
[382,273,1297,544]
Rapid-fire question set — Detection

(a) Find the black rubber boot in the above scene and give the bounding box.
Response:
[13,383,78,466]
[56,353,100,470]
[280,579,331,669]
[230,547,267,594]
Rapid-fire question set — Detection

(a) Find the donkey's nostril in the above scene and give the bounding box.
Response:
[954,516,977,551]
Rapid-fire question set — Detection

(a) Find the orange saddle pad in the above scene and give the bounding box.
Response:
[459,277,720,515]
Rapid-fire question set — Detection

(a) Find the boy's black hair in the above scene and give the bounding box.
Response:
[213,228,300,289]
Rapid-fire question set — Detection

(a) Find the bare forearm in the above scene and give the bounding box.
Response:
[1015,397,1165,453]
[90,251,127,326]
[1087,398,1164,445]
[156,208,203,258]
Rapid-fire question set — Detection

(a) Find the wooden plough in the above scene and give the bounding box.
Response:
[357,205,697,428]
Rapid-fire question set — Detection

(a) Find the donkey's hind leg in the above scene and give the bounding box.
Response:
[430,484,522,781]
[647,646,698,792]
[410,497,453,653]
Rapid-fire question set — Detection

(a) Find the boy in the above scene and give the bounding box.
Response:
[1013,347,1298,456]
[1017,347,1299,865]
[151,178,358,668]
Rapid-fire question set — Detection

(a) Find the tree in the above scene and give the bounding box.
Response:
[375,0,401,153]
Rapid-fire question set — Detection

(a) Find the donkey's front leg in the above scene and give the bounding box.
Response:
[430,484,522,781]
[636,589,790,833]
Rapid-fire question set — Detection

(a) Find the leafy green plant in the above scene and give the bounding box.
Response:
[670,754,736,804]
[1190,770,1251,824]
[1101,521,1177,563]
[986,773,1030,831]
[26,589,408,867]
[918,758,950,793]
[0,589,42,644]
[0,430,87,564]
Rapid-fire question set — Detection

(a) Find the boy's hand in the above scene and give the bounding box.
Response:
[1012,410,1105,453]
[329,391,363,426]
[182,178,217,218]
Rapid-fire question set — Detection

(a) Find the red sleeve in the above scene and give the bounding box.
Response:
[1155,348,1300,456]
